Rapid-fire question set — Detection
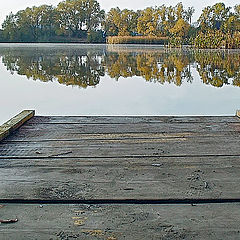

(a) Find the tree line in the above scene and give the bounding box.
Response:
[0,0,239,48]
[0,0,105,43]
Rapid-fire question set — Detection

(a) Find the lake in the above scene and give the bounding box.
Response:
[0,43,240,124]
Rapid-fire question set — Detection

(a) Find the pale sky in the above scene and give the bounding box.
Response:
[0,0,237,27]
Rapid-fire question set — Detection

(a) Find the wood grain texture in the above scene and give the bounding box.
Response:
[1,116,240,201]
[0,110,35,142]
[1,135,240,157]
[0,203,240,240]
[3,121,240,142]
[1,115,240,238]
[28,116,240,124]
[0,155,240,200]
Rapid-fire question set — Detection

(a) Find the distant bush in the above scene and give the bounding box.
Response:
[194,30,240,49]
[87,30,105,43]
[107,36,168,45]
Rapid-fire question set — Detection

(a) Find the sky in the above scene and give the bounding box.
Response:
[0,0,237,26]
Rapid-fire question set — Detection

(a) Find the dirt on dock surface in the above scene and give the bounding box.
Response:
[1,203,240,240]
[1,114,240,239]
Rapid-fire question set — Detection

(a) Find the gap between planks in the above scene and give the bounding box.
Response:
[1,199,240,204]
[1,153,240,159]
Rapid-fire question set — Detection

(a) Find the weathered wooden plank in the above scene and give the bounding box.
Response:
[0,110,35,142]
[0,156,240,200]
[3,131,240,143]
[5,130,240,143]
[1,135,240,157]
[0,203,240,239]
[1,115,240,239]
[1,115,240,199]
[28,116,240,124]
[20,122,240,132]
[4,122,240,142]
[0,155,239,167]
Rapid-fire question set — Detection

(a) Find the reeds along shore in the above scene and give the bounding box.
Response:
[106,36,168,45]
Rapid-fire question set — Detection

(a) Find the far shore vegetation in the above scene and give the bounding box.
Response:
[0,0,239,48]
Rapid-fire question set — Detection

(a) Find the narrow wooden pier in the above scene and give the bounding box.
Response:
[0,110,240,239]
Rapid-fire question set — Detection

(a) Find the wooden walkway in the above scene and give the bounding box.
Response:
[0,111,240,239]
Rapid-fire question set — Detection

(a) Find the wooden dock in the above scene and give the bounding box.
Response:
[1,110,240,239]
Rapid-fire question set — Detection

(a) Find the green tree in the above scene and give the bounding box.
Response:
[2,5,57,42]
[56,0,87,37]
[84,0,105,34]
[2,12,19,41]
[56,0,104,38]
[37,5,58,40]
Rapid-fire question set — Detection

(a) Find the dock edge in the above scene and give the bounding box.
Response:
[0,110,35,142]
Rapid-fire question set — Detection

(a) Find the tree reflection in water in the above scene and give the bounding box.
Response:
[0,46,239,88]
[195,51,240,87]
[1,47,105,88]
[104,48,194,86]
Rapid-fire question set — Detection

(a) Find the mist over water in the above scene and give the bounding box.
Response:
[0,43,240,124]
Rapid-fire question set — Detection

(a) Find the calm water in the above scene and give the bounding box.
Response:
[0,43,240,124]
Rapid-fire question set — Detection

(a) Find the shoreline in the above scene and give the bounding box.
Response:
[0,42,240,50]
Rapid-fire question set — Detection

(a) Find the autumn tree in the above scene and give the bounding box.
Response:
[195,3,240,48]
[198,3,231,31]
[170,18,190,37]
[137,7,161,36]
[175,2,184,20]
[136,3,193,38]
[104,8,138,36]
[104,7,121,36]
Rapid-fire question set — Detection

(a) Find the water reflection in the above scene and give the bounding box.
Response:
[1,46,105,88]
[195,51,240,87]
[104,50,194,86]
[0,45,240,88]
